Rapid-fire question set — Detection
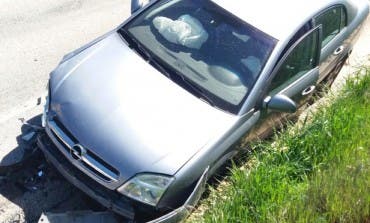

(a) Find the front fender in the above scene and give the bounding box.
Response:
[149,167,209,223]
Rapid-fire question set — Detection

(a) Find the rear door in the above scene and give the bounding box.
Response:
[314,5,348,80]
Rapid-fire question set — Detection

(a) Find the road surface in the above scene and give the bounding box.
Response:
[0,1,130,222]
[0,0,130,122]
[0,0,130,165]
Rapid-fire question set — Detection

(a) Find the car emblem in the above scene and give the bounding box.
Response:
[70,144,87,160]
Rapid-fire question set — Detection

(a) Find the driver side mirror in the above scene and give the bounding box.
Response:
[264,94,297,113]
[131,0,151,14]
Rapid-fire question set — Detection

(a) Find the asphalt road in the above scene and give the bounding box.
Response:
[0,1,131,222]
[0,0,130,122]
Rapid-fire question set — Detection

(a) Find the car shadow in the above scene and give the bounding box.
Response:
[0,115,111,223]
[0,115,45,175]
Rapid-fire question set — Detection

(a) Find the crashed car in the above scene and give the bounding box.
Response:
[38,0,369,222]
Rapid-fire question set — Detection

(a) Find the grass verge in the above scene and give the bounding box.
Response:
[190,70,370,223]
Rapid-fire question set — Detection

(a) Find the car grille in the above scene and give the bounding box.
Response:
[48,118,120,183]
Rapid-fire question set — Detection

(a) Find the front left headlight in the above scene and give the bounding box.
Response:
[117,174,174,206]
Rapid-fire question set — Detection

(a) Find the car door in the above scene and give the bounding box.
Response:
[246,26,321,140]
[267,26,321,107]
[314,5,348,80]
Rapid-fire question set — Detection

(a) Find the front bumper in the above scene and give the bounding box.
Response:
[37,132,209,222]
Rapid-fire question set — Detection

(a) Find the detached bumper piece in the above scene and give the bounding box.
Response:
[38,132,209,223]
[38,211,119,223]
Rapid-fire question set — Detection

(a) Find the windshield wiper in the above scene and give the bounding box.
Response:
[120,29,151,60]
[177,73,217,107]
[120,29,172,78]
[120,29,217,108]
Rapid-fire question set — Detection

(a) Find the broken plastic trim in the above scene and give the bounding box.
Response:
[19,118,44,131]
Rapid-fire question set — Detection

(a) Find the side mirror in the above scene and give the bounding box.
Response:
[131,0,150,14]
[264,94,297,113]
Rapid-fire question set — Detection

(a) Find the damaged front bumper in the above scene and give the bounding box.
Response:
[37,132,209,223]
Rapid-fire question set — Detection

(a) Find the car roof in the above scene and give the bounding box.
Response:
[212,0,340,40]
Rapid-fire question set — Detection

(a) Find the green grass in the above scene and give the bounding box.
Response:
[190,70,370,223]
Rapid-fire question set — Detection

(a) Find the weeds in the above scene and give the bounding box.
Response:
[191,69,370,223]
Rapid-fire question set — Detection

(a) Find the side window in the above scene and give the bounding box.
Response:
[315,6,347,48]
[340,7,347,30]
[268,28,320,93]
[279,22,312,60]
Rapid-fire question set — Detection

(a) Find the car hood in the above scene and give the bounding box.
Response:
[49,32,237,183]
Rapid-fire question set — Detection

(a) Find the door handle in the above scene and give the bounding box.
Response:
[302,85,316,96]
[334,46,344,56]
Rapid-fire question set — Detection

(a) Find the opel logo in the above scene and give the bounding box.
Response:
[70,144,87,160]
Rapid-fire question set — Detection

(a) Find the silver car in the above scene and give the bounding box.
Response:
[38,0,369,222]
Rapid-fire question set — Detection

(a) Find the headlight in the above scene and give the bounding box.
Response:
[117,174,174,206]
